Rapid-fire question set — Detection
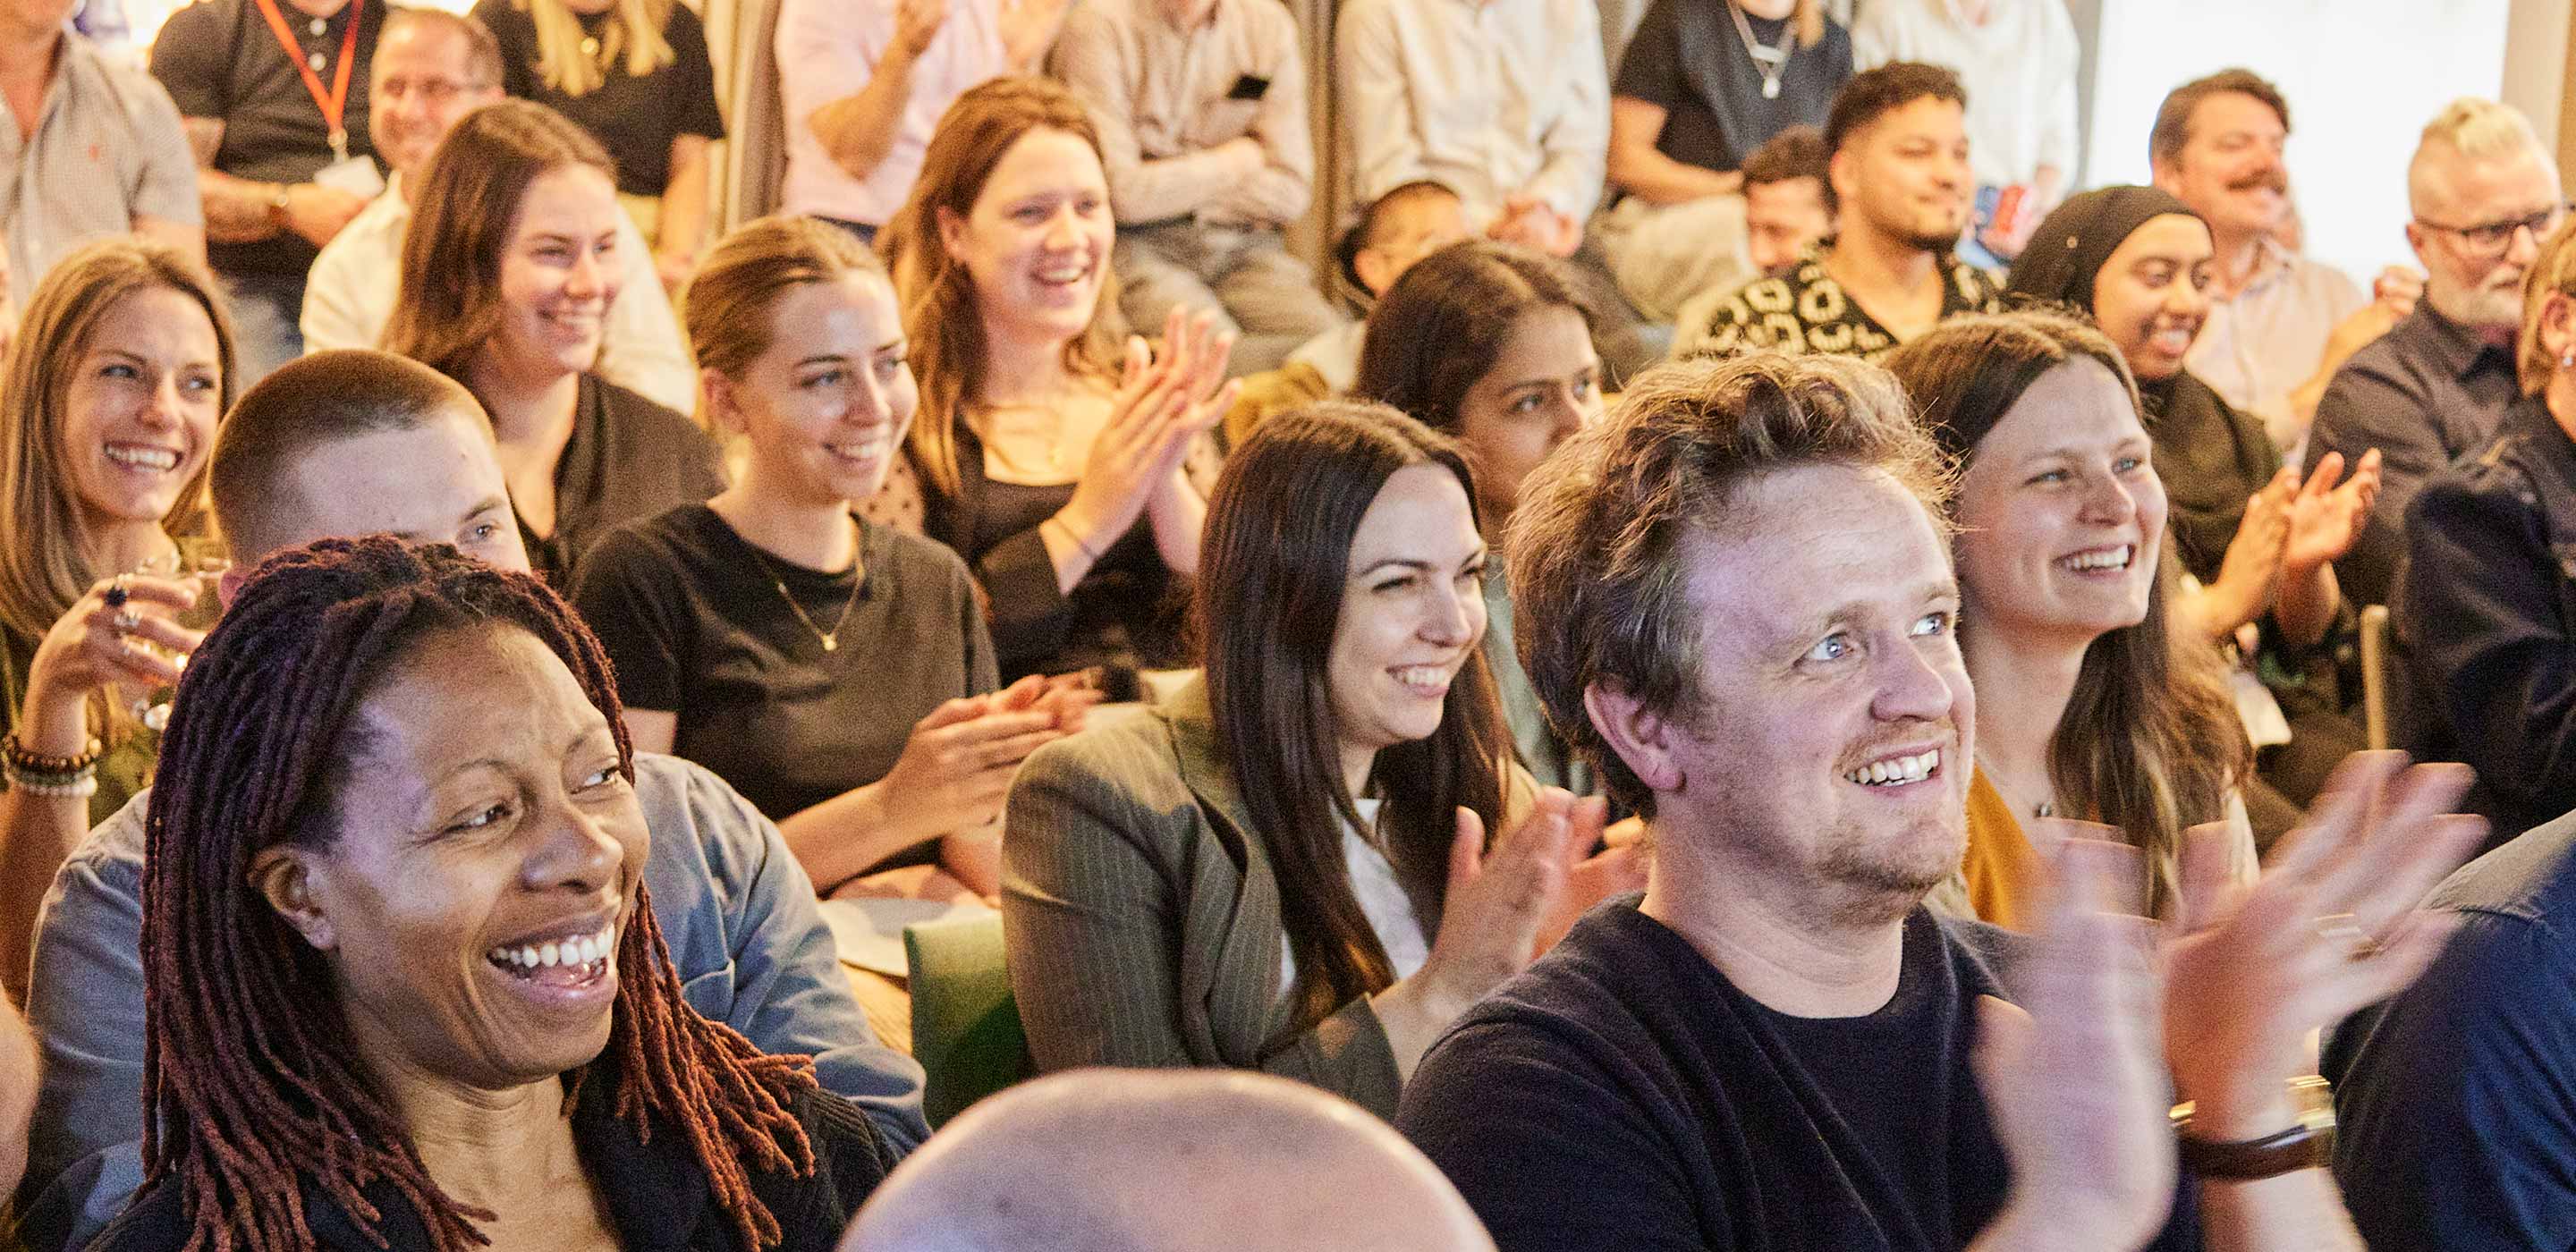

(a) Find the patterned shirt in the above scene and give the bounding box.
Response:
[1678,237,2005,360]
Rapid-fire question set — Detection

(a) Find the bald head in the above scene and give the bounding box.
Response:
[839,1070,1494,1252]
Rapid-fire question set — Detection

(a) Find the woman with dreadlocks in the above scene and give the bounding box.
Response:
[90,537,894,1252]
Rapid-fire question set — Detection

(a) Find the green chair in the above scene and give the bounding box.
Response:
[903,913,1032,1128]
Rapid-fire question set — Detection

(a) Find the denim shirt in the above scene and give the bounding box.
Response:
[14,752,929,1252]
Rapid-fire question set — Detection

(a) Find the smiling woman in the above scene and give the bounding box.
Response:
[89,537,892,1252]
[383,99,724,586]
[0,237,235,1000]
[1004,402,1631,1117]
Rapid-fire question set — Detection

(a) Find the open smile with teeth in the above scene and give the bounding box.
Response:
[2148,323,2198,353]
[486,920,616,985]
[1847,748,1941,788]
[105,442,182,473]
[825,437,889,466]
[1034,260,1092,286]
[2061,545,2132,572]
[1391,664,1455,697]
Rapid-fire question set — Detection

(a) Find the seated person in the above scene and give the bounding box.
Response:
[1852,0,2076,263]
[1353,241,1606,794]
[841,1069,1496,1251]
[1884,309,2258,926]
[1049,0,1341,376]
[1394,350,2489,1250]
[1004,401,1618,1118]
[879,78,1233,684]
[775,0,1066,241]
[300,9,695,412]
[1289,181,1471,394]
[471,0,727,290]
[383,99,724,585]
[0,239,234,1001]
[1595,0,1850,322]
[19,350,928,1252]
[2005,187,2377,819]
[1677,62,2004,360]
[2395,220,2576,847]
[573,216,1084,901]
[1739,124,1832,275]
[83,537,893,1252]
[2326,806,2576,1248]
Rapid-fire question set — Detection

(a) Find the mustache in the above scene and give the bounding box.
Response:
[2228,167,2290,195]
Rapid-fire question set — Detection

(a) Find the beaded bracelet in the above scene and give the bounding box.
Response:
[4,759,97,799]
[4,732,102,775]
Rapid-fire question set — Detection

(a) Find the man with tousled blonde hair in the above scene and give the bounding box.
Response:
[2303,97,2563,609]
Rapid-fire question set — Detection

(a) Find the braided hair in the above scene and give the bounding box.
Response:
[139,537,818,1252]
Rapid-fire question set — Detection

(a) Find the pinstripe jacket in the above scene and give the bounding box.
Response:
[1001,675,1533,1120]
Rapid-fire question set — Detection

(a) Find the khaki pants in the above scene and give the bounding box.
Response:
[1592,194,1755,326]
[1115,222,1346,376]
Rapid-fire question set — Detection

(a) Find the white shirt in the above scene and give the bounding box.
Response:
[1277,799,1431,996]
[2184,238,2366,453]
[1287,319,1366,393]
[1851,0,2079,190]
[298,173,698,415]
[1334,0,1608,226]
[775,0,1009,227]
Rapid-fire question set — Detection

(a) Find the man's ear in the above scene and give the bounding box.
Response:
[1585,679,1685,798]
[2148,158,2182,196]
[250,846,337,953]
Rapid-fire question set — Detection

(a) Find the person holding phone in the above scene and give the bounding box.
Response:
[1047,0,1342,376]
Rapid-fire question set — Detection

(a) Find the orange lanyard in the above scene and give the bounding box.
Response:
[250,0,362,161]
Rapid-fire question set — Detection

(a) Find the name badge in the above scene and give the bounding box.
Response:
[312,153,385,199]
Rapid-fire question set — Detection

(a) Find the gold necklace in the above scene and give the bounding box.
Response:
[742,543,863,654]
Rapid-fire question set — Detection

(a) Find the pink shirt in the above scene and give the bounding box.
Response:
[775,0,1009,226]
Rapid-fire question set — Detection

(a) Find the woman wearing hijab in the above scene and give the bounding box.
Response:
[2005,186,2377,824]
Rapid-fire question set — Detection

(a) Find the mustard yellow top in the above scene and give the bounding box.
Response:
[1961,766,2044,931]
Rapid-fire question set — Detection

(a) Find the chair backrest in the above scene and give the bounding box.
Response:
[903,913,1030,1128]
[2359,603,2392,751]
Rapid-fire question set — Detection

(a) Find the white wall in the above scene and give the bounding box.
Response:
[2085,0,2514,282]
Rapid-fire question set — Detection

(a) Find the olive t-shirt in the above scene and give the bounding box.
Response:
[572,504,998,876]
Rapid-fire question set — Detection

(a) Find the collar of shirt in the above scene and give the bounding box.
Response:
[2402,298,2518,384]
[2226,234,2300,300]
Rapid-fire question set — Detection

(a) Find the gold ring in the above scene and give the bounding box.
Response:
[2313,912,2383,961]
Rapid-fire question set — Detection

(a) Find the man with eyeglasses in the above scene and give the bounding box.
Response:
[2301,97,2563,611]
[295,6,694,411]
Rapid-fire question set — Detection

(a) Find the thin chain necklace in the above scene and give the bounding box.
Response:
[1728,1,1793,100]
[742,535,864,654]
[1975,752,2057,820]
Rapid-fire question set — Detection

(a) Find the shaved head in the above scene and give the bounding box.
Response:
[839,1070,1495,1252]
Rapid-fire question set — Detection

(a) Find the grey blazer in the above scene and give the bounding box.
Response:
[1002,674,1532,1120]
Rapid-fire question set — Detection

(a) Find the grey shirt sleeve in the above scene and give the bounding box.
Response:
[117,69,204,227]
[17,802,152,1252]
[2306,360,2448,610]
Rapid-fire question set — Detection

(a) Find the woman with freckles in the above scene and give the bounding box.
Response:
[1004,402,1619,1118]
[574,216,1090,903]
[90,537,892,1252]
[1885,309,2258,928]
[878,78,1234,689]
[0,239,236,1000]
[2007,186,2377,824]
[385,99,724,587]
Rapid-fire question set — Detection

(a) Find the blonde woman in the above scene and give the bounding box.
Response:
[0,238,236,996]
[472,0,726,291]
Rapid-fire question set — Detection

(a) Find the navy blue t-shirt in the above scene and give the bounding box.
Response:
[2326,808,2576,1250]
[1396,896,2201,1251]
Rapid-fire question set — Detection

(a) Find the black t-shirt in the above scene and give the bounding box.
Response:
[572,504,999,873]
[510,374,724,587]
[1612,0,1849,177]
[1395,897,2203,1252]
[150,0,385,277]
[472,0,726,197]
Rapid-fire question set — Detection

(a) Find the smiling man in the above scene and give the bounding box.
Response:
[1678,62,2003,360]
[16,351,929,1252]
[1395,351,2489,1252]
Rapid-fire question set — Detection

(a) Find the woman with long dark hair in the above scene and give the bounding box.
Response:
[384,99,723,584]
[1885,309,2257,926]
[1002,402,1597,1116]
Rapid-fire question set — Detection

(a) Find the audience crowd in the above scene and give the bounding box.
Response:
[0,0,2572,1246]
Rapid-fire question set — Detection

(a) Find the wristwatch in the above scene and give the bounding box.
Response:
[266,182,295,231]
[2170,1075,2336,1180]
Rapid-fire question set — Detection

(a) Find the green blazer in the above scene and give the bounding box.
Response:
[1001,674,1533,1120]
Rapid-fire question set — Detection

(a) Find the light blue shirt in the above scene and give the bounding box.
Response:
[15,752,929,1252]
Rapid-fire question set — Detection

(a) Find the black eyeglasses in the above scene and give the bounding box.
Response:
[2415,201,2574,258]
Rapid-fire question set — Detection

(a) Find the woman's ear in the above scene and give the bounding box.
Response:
[250,847,337,952]
[936,206,967,265]
[2542,291,2576,366]
[699,367,747,438]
